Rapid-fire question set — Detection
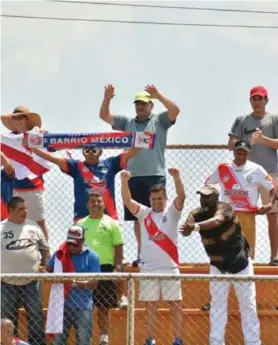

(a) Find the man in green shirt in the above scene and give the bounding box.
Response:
[77,191,124,345]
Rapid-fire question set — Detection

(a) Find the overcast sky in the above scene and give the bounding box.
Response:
[1,0,278,144]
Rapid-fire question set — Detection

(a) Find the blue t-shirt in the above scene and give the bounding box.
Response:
[1,170,14,220]
[48,247,100,310]
[63,155,123,220]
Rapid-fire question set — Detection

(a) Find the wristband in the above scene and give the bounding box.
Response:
[115,265,123,272]
[194,224,200,232]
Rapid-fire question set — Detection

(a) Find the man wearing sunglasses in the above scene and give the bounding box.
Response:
[228,86,278,266]
[30,145,140,222]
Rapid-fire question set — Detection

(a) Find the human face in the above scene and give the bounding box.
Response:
[200,194,218,212]
[83,147,102,165]
[11,114,29,133]
[149,190,167,213]
[87,195,105,217]
[250,95,267,115]
[9,201,28,223]
[67,241,83,255]
[234,148,248,166]
[135,101,153,119]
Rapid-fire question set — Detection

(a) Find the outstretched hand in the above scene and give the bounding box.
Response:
[104,84,115,100]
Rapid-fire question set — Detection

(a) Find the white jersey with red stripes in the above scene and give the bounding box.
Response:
[206,160,274,212]
[0,130,51,191]
[135,201,182,271]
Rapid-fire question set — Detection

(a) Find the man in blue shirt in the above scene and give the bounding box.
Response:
[46,224,100,345]
[31,146,140,222]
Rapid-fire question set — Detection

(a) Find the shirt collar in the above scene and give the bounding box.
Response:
[135,113,154,123]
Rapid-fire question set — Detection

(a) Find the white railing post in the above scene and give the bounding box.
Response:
[126,275,135,345]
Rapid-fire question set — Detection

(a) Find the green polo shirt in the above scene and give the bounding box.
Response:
[77,215,124,265]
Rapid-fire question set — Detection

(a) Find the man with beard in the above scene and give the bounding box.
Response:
[180,185,261,345]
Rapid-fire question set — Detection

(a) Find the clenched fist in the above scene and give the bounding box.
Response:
[121,170,131,181]
[168,168,180,179]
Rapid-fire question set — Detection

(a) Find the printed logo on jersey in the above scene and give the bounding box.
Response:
[265,175,272,181]
[247,175,254,183]
[162,215,167,223]
[6,239,34,250]
[149,231,166,241]
[223,175,230,183]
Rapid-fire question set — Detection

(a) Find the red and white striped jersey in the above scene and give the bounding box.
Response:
[206,160,274,212]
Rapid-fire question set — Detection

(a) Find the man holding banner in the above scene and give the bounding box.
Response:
[29,145,140,222]
[99,84,180,265]
[121,168,185,345]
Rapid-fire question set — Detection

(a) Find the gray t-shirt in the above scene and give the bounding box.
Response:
[229,113,278,173]
[1,219,49,285]
[113,111,175,177]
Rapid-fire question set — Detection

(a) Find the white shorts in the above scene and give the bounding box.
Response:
[13,190,45,222]
[139,267,182,302]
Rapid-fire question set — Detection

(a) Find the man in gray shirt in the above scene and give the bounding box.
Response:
[99,84,180,265]
[228,85,278,265]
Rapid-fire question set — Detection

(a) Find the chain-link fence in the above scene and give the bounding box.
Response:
[44,145,271,264]
[1,273,277,345]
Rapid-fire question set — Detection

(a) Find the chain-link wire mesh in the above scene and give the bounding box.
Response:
[44,145,271,264]
[0,273,277,345]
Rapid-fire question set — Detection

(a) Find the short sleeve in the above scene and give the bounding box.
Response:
[111,220,124,246]
[215,203,233,221]
[134,204,151,221]
[272,116,278,138]
[62,159,79,177]
[158,111,175,129]
[106,155,123,175]
[228,117,244,138]
[37,226,49,251]
[88,251,101,273]
[168,201,183,220]
[205,167,220,184]
[254,166,274,191]
[47,252,56,268]
[112,115,129,131]
[185,209,200,223]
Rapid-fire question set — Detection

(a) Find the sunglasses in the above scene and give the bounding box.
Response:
[83,147,100,155]
[11,114,28,120]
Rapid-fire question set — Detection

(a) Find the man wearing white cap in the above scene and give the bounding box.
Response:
[99,84,180,265]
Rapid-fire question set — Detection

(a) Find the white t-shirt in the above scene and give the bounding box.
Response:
[206,160,274,212]
[1,218,49,285]
[135,201,182,270]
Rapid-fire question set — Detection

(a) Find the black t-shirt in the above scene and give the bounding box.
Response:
[186,202,250,273]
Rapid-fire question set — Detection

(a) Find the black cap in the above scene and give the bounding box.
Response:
[234,140,251,152]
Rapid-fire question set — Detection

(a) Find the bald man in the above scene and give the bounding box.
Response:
[1,319,30,345]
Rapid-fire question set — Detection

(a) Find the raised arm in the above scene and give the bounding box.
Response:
[0,152,14,177]
[121,170,141,215]
[168,168,186,210]
[99,84,116,126]
[145,84,180,121]
[30,147,68,172]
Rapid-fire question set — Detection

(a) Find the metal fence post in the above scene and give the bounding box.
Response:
[126,275,135,345]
